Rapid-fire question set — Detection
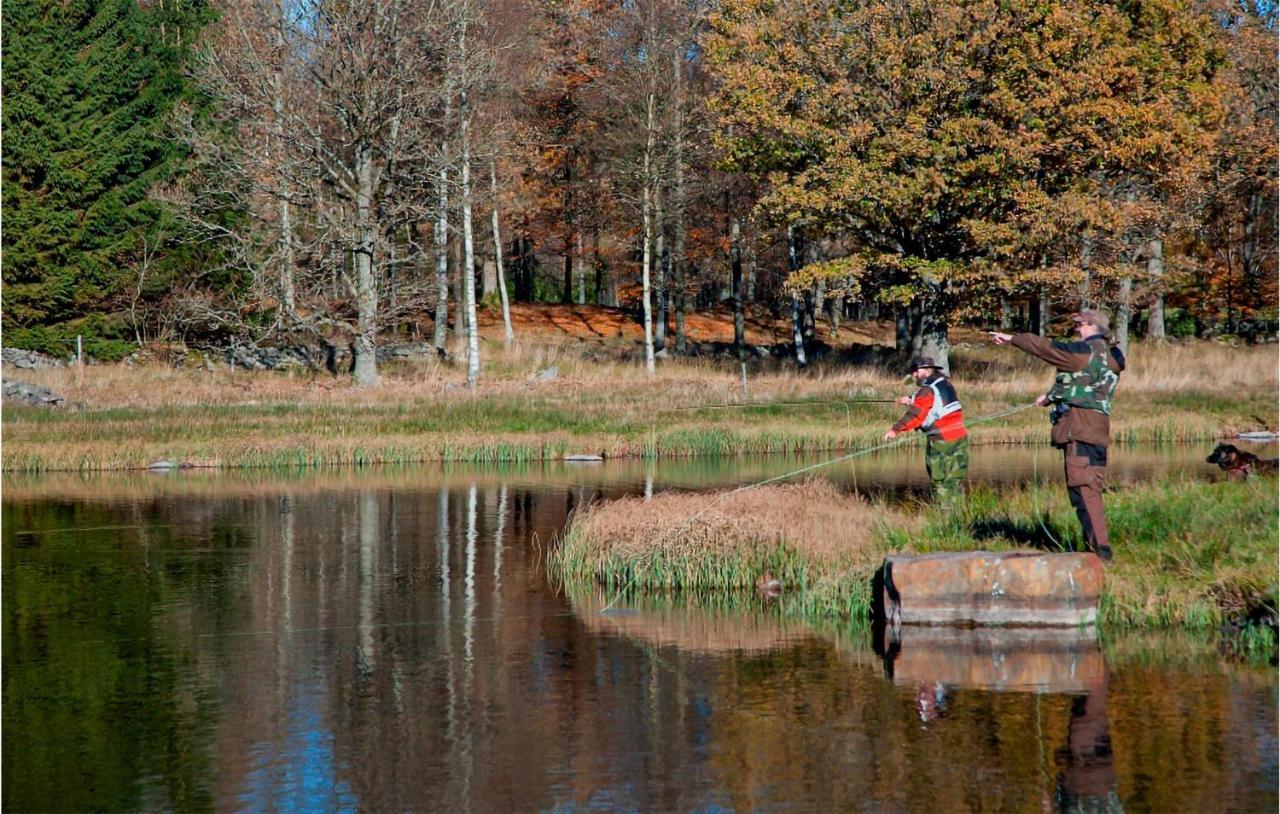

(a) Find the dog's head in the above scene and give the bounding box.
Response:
[1206,443,1241,466]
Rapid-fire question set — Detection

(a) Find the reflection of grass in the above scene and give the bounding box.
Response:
[553,477,1279,638]
[4,339,1274,471]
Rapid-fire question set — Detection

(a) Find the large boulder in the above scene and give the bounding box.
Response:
[881,550,1103,627]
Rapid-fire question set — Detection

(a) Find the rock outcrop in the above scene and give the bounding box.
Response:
[881,550,1103,627]
[3,379,66,407]
[2,348,66,369]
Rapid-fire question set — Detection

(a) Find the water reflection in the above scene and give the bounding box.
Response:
[3,464,1276,812]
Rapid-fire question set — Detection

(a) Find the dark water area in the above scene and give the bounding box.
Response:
[3,444,1277,812]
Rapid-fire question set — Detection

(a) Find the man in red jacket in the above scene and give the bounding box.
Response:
[884,357,969,498]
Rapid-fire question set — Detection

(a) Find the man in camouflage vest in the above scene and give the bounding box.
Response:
[990,310,1126,561]
[884,357,969,499]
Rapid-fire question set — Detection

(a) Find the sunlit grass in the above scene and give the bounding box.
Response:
[4,335,1274,471]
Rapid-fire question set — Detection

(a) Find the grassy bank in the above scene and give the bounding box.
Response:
[550,477,1278,633]
[3,332,1275,472]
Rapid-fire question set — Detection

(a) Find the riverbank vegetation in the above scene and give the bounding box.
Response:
[3,332,1275,472]
[551,477,1279,633]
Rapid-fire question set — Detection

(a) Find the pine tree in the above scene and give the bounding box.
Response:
[3,0,209,357]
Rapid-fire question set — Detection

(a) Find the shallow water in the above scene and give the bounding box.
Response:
[3,444,1276,812]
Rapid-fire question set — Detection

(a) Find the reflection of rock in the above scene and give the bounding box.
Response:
[885,625,1103,694]
[882,550,1102,627]
[570,590,811,655]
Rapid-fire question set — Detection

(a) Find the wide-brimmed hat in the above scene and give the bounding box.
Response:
[907,357,941,373]
[1070,309,1111,335]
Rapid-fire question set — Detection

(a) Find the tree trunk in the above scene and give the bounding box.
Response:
[434,166,449,351]
[562,158,573,304]
[272,1,295,316]
[1115,275,1132,355]
[460,97,479,389]
[575,231,585,305]
[593,226,611,306]
[787,225,806,366]
[1037,288,1049,337]
[452,211,465,342]
[641,91,656,375]
[654,186,667,352]
[353,140,378,386]
[672,44,687,356]
[562,239,573,304]
[1146,237,1165,343]
[731,218,745,360]
[1000,297,1013,331]
[915,279,949,373]
[895,307,911,354]
[489,158,514,346]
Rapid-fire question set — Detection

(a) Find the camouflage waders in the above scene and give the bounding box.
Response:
[926,436,970,498]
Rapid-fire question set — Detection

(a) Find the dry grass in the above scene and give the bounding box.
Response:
[4,320,1274,472]
[564,479,905,568]
[552,479,922,620]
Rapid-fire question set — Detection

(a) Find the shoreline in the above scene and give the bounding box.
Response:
[550,479,1279,640]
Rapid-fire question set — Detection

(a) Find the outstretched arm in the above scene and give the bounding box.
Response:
[989,331,1086,372]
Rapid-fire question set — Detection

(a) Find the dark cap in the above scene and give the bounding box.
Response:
[1070,309,1110,335]
[908,357,941,373]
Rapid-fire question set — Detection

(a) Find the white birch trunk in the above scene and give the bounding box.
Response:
[434,164,449,351]
[461,97,479,388]
[490,157,514,346]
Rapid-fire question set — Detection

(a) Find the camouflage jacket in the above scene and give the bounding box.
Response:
[1010,333,1126,448]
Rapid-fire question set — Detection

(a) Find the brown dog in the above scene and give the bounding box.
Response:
[1206,443,1279,479]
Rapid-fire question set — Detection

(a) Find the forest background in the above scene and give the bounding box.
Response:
[2,0,1276,384]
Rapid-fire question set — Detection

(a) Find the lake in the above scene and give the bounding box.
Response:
[4,444,1276,812]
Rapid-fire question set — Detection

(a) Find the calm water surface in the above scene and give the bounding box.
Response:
[4,445,1276,812]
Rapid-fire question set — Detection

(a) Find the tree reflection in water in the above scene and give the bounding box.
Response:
[2,469,1275,812]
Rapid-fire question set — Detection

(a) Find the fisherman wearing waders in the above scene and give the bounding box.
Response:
[883,357,969,498]
[990,310,1125,562]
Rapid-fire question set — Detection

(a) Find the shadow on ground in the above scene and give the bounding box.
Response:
[969,517,1078,552]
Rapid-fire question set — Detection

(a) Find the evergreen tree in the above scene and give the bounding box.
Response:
[3,0,209,357]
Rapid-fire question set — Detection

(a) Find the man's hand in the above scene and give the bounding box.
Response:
[988,331,1013,345]
[883,429,899,441]
[896,395,912,405]
[1035,394,1050,407]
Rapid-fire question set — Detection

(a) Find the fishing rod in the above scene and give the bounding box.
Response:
[662,398,899,412]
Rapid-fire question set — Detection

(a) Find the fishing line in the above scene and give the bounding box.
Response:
[598,401,1040,612]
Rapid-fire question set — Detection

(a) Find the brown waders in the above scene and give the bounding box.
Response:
[1063,441,1111,560]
